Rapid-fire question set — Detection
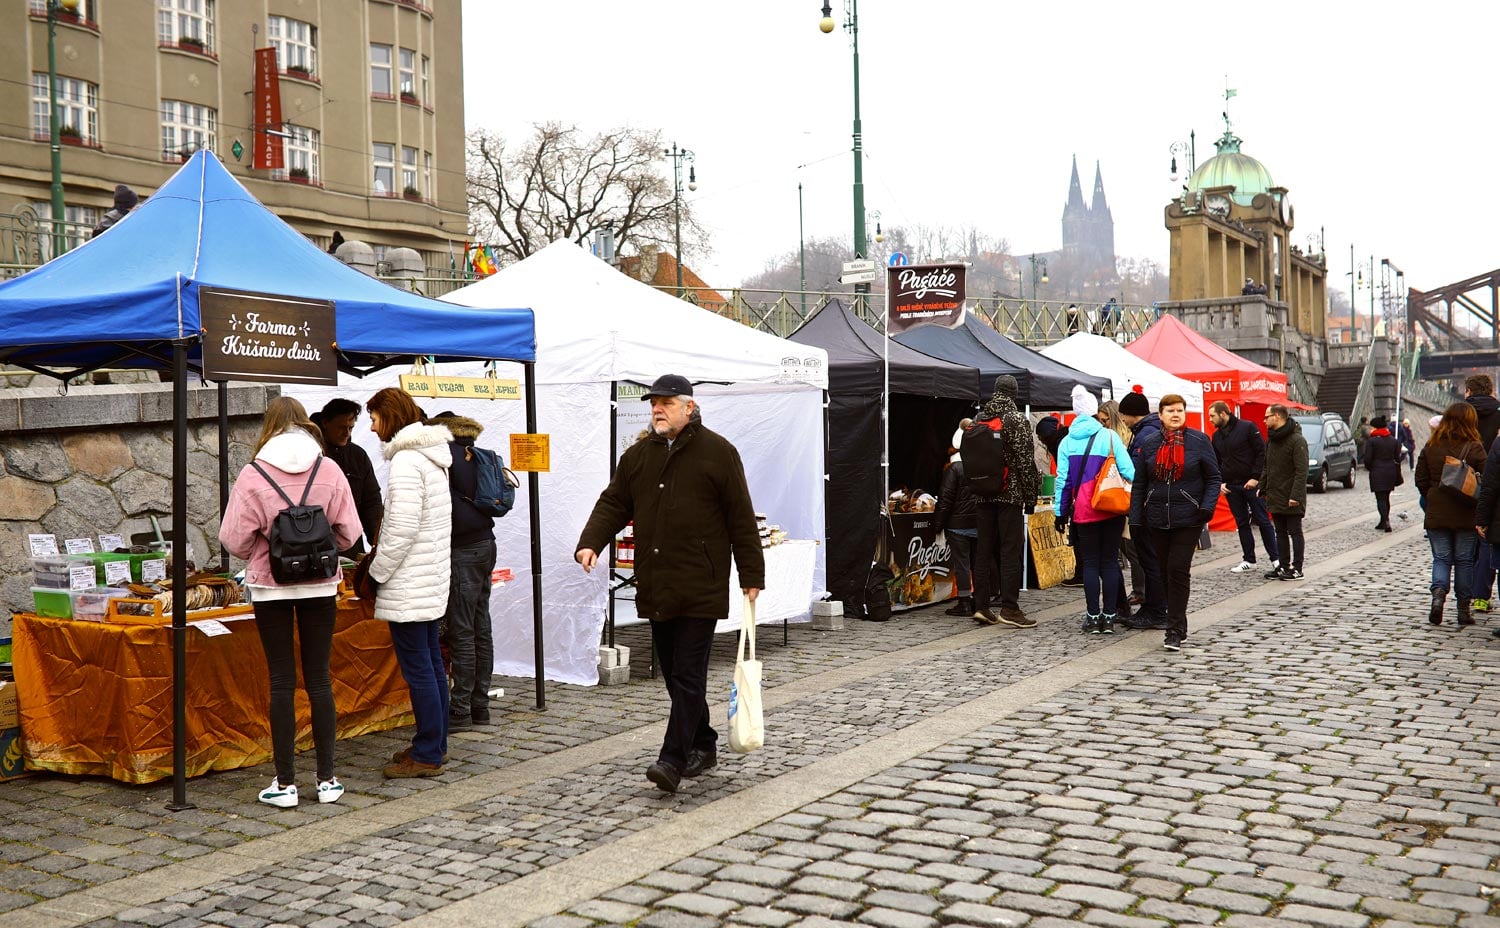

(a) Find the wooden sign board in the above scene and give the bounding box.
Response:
[509,433,550,472]
[399,374,520,400]
[200,286,337,385]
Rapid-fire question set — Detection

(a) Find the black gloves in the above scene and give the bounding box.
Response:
[1023,501,1036,515]
[1054,516,1069,534]
[1198,508,1215,525]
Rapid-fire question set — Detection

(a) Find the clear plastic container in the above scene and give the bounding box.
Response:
[32,555,75,589]
[71,588,116,622]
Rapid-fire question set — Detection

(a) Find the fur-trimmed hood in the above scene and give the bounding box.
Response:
[382,422,453,468]
[433,414,483,442]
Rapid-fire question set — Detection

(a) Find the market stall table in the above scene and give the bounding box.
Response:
[11,596,412,784]
[613,539,819,636]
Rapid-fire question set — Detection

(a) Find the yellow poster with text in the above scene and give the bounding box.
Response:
[509,434,551,472]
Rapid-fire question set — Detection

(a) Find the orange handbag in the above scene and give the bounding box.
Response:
[1092,445,1133,515]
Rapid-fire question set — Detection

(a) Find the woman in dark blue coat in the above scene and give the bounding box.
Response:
[1128,394,1222,652]
[1363,415,1403,532]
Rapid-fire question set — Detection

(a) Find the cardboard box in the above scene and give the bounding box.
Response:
[0,681,16,730]
[0,727,26,781]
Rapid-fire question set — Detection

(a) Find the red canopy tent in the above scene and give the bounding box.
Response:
[1127,314,1290,532]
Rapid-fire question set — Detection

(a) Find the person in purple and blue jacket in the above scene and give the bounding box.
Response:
[1054,385,1136,636]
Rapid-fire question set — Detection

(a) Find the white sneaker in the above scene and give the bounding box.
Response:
[316,778,344,804]
[1229,561,1256,573]
[258,779,298,808]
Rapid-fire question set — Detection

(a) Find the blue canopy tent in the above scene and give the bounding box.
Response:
[0,152,541,806]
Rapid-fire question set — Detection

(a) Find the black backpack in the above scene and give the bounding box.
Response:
[960,418,1010,496]
[250,457,340,584]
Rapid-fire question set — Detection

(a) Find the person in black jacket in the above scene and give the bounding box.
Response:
[1363,415,1403,531]
[576,375,764,795]
[429,412,500,729]
[1128,394,1222,651]
[1117,389,1167,630]
[1472,405,1500,637]
[1464,374,1500,612]
[1209,401,1279,575]
[934,421,978,617]
[91,184,138,237]
[312,399,384,557]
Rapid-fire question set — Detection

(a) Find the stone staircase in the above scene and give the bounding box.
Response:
[1315,365,1363,420]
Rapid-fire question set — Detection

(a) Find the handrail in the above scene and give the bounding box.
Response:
[1348,343,1379,428]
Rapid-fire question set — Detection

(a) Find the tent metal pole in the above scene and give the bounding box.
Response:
[168,340,193,811]
[525,362,545,710]
[218,381,229,572]
[1022,403,1030,593]
[605,381,617,649]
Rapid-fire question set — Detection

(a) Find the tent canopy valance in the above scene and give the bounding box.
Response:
[957,313,1111,408]
[789,299,978,399]
[1041,333,1205,415]
[1126,314,1285,407]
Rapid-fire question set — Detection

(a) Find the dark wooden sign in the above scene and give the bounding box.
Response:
[886,263,967,334]
[199,286,338,385]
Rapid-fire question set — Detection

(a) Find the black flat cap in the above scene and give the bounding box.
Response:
[642,374,693,400]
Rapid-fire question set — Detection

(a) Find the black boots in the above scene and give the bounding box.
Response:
[1458,598,1474,626]
[1429,590,1446,626]
[945,596,974,617]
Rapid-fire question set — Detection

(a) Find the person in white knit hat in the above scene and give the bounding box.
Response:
[1053,385,1135,635]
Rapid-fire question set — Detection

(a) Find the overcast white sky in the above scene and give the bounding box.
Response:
[463,1,1496,304]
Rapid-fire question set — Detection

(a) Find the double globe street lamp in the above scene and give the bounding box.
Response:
[819,0,870,294]
[663,142,696,297]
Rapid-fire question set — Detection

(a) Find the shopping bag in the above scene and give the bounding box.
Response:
[728,597,764,754]
[1091,448,1132,515]
[1441,444,1479,498]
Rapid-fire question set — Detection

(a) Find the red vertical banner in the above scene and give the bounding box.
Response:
[252,48,284,170]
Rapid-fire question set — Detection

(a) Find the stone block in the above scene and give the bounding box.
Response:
[0,476,55,522]
[599,646,620,669]
[811,600,843,616]
[61,432,134,480]
[19,389,140,433]
[811,608,844,631]
[598,664,630,686]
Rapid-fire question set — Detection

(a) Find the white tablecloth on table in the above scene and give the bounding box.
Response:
[611,539,819,633]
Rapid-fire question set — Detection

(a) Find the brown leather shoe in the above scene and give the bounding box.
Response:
[384,756,444,778]
[391,748,449,764]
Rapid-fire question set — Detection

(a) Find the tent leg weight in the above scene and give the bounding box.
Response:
[597,645,631,685]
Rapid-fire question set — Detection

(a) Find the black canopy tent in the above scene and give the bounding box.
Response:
[0,153,541,807]
[788,301,980,609]
[959,314,1112,408]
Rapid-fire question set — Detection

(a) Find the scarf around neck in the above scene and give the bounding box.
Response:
[1155,428,1185,481]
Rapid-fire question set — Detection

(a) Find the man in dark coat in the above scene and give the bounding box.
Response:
[1261,405,1309,580]
[934,421,978,617]
[1209,400,1279,574]
[968,375,1040,628]
[1363,415,1403,531]
[91,184,138,237]
[312,398,384,557]
[1117,389,1167,629]
[576,374,764,795]
[1464,374,1500,612]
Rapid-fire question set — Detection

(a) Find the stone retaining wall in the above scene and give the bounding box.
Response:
[1,382,274,632]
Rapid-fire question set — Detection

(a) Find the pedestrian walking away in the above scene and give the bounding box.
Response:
[1208,400,1280,575]
[219,396,362,808]
[365,388,454,779]
[1117,388,1168,630]
[576,374,765,795]
[934,421,978,618]
[429,412,501,730]
[1364,415,1403,532]
[1416,402,1488,627]
[1471,403,1500,637]
[966,375,1041,629]
[1260,404,1308,581]
[1463,375,1500,612]
[1055,385,1135,635]
[1129,394,1222,651]
[1399,418,1417,469]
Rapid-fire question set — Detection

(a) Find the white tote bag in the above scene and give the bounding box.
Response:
[728,597,765,754]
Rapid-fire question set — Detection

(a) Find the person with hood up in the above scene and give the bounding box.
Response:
[1054,385,1135,634]
[1463,375,1500,613]
[934,419,979,617]
[219,396,362,808]
[428,411,500,729]
[311,398,383,557]
[1363,415,1403,531]
[1128,394,1222,651]
[1260,405,1309,581]
[969,375,1041,628]
[1116,388,1167,630]
[364,387,454,778]
[1417,402,1488,626]
[91,184,139,237]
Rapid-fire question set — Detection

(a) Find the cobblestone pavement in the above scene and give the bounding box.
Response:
[6,481,1479,928]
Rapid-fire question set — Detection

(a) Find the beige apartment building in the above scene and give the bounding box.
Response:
[1,0,468,273]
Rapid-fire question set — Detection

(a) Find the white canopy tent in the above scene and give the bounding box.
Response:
[1040,332,1205,417]
[294,241,828,685]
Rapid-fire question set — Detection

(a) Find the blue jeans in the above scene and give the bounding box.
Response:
[1224,485,1279,564]
[1428,529,1479,599]
[389,620,449,765]
[1074,516,1125,615]
[443,538,498,716]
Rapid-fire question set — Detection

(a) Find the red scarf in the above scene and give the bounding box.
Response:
[1370,427,1391,437]
[1154,428,1185,481]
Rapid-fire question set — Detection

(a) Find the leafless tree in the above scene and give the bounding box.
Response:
[466,123,708,266]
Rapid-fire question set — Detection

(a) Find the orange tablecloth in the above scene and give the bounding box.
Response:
[11,597,413,783]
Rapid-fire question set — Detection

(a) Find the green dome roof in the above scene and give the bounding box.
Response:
[1186,131,1272,207]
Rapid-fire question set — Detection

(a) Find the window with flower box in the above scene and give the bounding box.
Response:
[160,100,216,161]
[268,15,317,78]
[398,48,416,102]
[401,146,419,197]
[158,0,215,55]
[32,73,98,145]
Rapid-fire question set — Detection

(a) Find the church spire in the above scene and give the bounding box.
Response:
[1091,160,1110,215]
[1065,154,1085,212]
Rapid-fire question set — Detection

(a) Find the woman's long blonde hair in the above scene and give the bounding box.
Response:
[252,396,325,455]
[1097,400,1132,446]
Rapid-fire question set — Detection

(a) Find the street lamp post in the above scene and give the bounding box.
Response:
[819,0,867,295]
[663,143,696,297]
[1027,253,1049,302]
[47,0,83,258]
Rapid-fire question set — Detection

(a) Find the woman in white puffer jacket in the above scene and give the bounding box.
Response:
[365,387,453,778]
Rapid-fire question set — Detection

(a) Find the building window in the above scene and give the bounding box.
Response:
[160,100,216,161]
[275,125,320,183]
[28,0,100,27]
[398,48,416,99]
[373,142,395,194]
[401,146,418,196]
[423,151,432,198]
[31,203,97,258]
[158,0,215,54]
[421,56,430,104]
[370,44,393,97]
[268,15,317,76]
[31,73,98,144]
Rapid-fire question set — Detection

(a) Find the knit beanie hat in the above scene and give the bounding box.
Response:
[1118,387,1150,417]
[1072,384,1099,419]
[993,374,1018,398]
[1371,415,1387,430]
